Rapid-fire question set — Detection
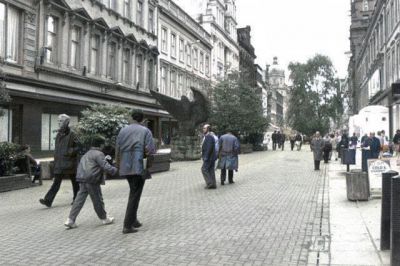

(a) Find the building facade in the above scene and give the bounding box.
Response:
[237,26,256,87]
[348,0,400,137]
[156,0,212,143]
[267,57,287,127]
[0,0,165,153]
[173,0,239,82]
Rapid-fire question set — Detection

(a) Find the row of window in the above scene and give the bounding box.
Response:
[45,14,154,88]
[159,64,208,99]
[104,0,155,32]
[160,27,210,75]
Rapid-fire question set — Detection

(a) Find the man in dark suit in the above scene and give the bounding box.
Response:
[272,131,277,150]
[201,124,216,189]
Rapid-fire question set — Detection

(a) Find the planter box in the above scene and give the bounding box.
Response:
[149,153,171,174]
[0,174,31,193]
[240,144,253,154]
[346,169,370,201]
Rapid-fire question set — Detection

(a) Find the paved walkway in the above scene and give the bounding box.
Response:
[0,148,328,265]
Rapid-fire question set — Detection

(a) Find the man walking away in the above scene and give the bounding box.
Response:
[218,131,240,185]
[40,114,80,207]
[277,131,282,149]
[295,132,302,151]
[201,124,217,189]
[272,131,277,150]
[280,132,286,151]
[64,135,118,229]
[290,133,296,151]
[311,131,324,170]
[116,109,156,234]
[322,136,332,164]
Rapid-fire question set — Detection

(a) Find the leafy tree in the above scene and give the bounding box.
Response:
[0,67,11,117]
[76,104,130,149]
[287,55,343,136]
[210,72,269,145]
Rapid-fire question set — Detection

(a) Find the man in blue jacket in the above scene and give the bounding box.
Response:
[201,124,216,189]
[64,135,118,229]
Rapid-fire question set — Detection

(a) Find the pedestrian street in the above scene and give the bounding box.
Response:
[0,148,329,265]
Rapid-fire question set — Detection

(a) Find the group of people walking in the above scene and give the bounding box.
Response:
[201,125,240,189]
[271,131,286,151]
[39,110,156,234]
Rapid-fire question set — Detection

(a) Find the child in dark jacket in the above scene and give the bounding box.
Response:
[64,135,118,229]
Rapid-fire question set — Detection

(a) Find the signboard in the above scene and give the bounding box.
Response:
[368,159,391,190]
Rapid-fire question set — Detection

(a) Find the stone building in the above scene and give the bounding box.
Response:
[347,0,400,136]
[0,0,165,153]
[172,0,239,82]
[156,0,212,143]
[267,57,287,127]
[237,26,256,87]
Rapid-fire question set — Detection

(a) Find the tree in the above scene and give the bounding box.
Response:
[0,67,11,117]
[210,72,269,145]
[76,104,130,149]
[287,55,343,136]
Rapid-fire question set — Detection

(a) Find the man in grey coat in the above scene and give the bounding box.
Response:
[40,114,80,207]
[64,135,118,229]
[217,131,240,185]
[311,131,324,171]
[116,109,156,234]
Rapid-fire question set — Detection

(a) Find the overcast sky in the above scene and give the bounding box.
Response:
[235,0,351,79]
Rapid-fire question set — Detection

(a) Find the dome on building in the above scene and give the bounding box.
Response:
[269,56,285,77]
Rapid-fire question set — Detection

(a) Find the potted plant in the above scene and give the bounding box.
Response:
[0,142,21,176]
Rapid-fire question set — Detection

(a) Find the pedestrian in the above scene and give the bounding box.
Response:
[116,109,156,234]
[201,124,217,189]
[217,130,240,185]
[64,135,118,229]
[40,114,80,208]
[369,132,381,159]
[361,133,368,145]
[393,129,400,156]
[295,132,302,151]
[380,130,389,153]
[350,133,358,148]
[322,135,332,164]
[14,144,40,184]
[290,133,296,151]
[277,131,282,149]
[280,132,285,151]
[329,134,337,161]
[272,131,277,151]
[310,131,324,170]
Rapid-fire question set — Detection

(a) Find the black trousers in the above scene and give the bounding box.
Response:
[314,160,321,170]
[124,175,145,228]
[272,141,277,150]
[44,174,79,203]
[221,169,234,183]
[290,141,295,151]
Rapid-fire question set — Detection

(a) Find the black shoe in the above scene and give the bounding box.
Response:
[229,180,235,184]
[122,227,138,234]
[39,198,51,208]
[132,220,142,228]
[207,185,217,189]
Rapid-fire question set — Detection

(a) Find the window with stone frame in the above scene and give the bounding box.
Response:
[122,48,131,84]
[179,38,184,62]
[205,54,210,75]
[107,41,117,79]
[170,69,177,97]
[186,44,191,66]
[161,27,167,53]
[124,0,131,19]
[46,15,58,63]
[136,53,144,89]
[148,8,154,34]
[148,58,154,90]
[70,25,82,69]
[171,33,177,59]
[193,48,198,69]
[0,3,20,63]
[90,34,101,75]
[200,51,204,72]
[109,0,116,10]
[160,65,167,94]
[178,73,183,97]
[137,0,143,27]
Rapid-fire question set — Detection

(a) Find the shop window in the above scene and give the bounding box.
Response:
[0,108,12,142]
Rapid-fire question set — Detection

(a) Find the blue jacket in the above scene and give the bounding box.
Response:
[202,134,215,162]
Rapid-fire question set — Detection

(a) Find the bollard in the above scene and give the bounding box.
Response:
[381,170,398,250]
[391,176,400,265]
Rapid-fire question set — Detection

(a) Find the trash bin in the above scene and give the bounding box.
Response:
[346,169,370,201]
[342,148,356,165]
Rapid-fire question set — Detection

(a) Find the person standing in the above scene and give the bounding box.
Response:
[201,124,217,189]
[64,135,118,229]
[277,131,282,149]
[370,132,381,159]
[217,131,240,185]
[280,132,285,151]
[393,129,400,156]
[350,133,358,148]
[116,109,156,234]
[295,132,303,151]
[39,114,80,207]
[322,135,332,163]
[290,133,296,151]
[272,131,277,151]
[311,131,324,170]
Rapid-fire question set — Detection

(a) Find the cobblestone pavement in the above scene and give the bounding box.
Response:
[0,147,329,265]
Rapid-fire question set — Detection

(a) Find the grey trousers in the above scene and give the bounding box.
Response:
[69,182,107,222]
[201,160,216,186]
